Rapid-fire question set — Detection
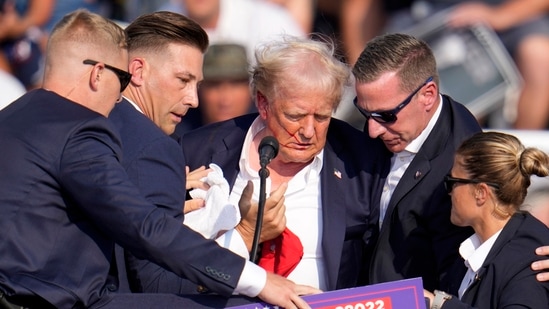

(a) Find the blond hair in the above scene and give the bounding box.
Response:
[457,132,549,213]
[45,10,127,70]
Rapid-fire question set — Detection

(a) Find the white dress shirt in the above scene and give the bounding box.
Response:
[217,116,328,290]
[458,230,502,299]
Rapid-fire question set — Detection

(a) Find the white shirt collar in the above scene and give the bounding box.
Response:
[122,96,143,114]
[404,94,444,154]
[459,229,503,272]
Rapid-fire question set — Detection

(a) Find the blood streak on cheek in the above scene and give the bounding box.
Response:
[283,126,300,143]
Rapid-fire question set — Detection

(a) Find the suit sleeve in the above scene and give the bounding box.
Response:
[124,136,186,218]
[441,268,549,309]
[122,136,205,294]
[58,119,246,297]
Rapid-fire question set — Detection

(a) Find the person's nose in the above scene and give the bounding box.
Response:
[187,87,199,108]
[299,117,315,139]
[367,117,386,139]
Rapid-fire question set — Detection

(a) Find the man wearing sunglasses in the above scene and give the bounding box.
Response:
[0,10,314,309]
[353,32,549,292]
[352,33,482,292]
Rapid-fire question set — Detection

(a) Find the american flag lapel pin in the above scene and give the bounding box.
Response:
[333,168,342,179]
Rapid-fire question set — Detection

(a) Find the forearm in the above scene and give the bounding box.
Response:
[493,0,549,29]
[341,0,382,65]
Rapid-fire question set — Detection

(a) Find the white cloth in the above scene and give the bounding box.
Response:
[184,163,241,239]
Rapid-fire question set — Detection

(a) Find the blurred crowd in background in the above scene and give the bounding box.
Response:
[2,0,549,132]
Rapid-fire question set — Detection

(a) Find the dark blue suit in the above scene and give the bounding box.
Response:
[180,113,379,291]
[0,90,248,308]
[443,212,549,308]
[109,99,246,295]
[367,95,481,291]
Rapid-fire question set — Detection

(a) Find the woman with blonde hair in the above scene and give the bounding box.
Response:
[425,131,549,308]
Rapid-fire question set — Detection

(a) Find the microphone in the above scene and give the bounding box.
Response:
[250,136,279,263]
[258,136,279,168]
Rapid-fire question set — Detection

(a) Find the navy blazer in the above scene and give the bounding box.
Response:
[180,113,379,291]
[0,90,245,307]
[443,212,549,308]
[367,95,482,291]
[109,99,248,294]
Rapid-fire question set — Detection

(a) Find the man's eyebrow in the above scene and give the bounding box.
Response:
[176,71,197,80]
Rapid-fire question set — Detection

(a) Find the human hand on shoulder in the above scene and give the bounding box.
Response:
[533,246,549,282]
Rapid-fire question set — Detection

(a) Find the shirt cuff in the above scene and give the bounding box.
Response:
[215,228,250,259]
[234,260,267,297]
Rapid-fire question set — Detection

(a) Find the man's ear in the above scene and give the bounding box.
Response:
[256,91,268,119]
[127,57,145,86]
[423,80,438,111]
[89,64,103,91]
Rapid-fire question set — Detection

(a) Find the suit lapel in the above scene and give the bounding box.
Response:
[320,136,347,290]
[204,114,256,188]
[384,100,452,224]
[388,153,431,212]
[460,214,523,303]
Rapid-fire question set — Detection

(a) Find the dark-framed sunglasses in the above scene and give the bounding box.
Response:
[354,76,433,124]
[83,59,132,92]
[443,175,500,194]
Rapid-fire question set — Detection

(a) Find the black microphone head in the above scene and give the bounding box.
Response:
[258,136,279,167]
[259,136,279,156]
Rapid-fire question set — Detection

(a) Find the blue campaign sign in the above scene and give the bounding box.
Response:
[229,277,426,309]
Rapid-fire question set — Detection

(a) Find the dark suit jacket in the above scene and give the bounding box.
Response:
[367,95,481,291]
[0,90,245,308]
[180,113,379,291]
[443,212,549,308]
[108,99,247,294]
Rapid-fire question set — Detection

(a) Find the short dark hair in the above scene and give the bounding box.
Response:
[353,33,439,93]
[125,11,208,54]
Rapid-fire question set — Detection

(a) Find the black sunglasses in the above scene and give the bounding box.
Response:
[443,175,500,194]
[354,76,433,124]
[83,59,132,92]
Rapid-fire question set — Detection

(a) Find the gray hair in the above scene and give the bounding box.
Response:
[251,35,350,110]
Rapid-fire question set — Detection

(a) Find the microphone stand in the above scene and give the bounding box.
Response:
[250,165,269,263]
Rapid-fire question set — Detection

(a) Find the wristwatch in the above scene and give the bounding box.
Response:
[431,290,452,309]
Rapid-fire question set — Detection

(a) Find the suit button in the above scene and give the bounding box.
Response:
[106,284,117,292]
[197,285,209,293]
